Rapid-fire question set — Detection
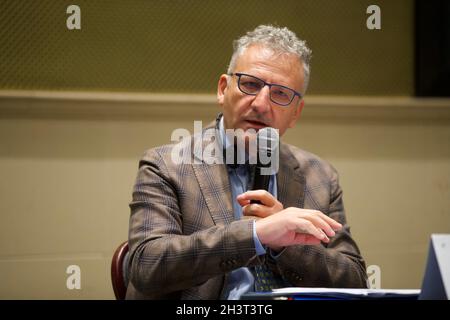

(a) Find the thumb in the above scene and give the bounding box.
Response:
[242,203,270,218]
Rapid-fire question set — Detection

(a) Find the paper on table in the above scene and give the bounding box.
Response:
[273,287,420,295]
[272,287,420,298]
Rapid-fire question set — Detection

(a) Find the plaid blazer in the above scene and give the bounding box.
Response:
[126,116,367,299]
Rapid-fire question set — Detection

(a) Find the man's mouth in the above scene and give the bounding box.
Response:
[244,119,268,128]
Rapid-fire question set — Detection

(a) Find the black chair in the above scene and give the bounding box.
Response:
[111,241,129,300]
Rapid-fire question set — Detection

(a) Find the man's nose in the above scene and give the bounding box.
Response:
[251,85,271,113]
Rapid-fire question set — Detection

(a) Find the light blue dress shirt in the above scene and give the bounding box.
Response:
[218,117,278,300]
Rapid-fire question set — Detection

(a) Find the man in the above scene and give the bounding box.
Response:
[126,25,367,299]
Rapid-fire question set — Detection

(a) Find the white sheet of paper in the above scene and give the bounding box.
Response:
[272,287,420,297]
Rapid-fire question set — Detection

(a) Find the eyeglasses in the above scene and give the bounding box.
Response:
[229,72,302,106]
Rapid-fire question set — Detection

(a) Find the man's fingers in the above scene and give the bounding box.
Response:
[293,219,328,242]
[237,190,278,207]
[302,214,336,238]
[242,203,271,218]
[313,211,343,231]
[236,197,250,207]
[298,209,342,232]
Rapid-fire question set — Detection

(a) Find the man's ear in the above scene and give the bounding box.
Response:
[288,99,304,128]
[217,74,229,105]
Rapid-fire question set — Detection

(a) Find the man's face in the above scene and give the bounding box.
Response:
[217,44,305,137]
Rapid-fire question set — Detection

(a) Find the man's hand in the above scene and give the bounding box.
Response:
[237,190,342,250]
[255,207,343,247]
[237,190,283,218]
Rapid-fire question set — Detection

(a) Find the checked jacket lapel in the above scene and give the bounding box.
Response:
[191,125,235,227]
[277,143,306,209]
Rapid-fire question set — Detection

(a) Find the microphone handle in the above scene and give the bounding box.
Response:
[250,167,271,204]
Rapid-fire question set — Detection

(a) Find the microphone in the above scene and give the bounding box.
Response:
[251,127,279,204]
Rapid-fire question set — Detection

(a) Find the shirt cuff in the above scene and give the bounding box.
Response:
[252,220,266,256]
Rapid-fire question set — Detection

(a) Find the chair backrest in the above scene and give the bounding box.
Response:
[111,241,129,300]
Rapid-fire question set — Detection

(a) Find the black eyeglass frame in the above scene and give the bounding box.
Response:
[229,72,303,106]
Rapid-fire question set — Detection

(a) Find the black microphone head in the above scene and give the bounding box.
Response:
[257,127,279,174]
[257,127,279,156]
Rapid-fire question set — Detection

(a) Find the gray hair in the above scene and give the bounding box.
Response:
[227,25,312,94]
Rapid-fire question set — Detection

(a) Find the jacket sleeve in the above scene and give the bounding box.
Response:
[127,149,262,296]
